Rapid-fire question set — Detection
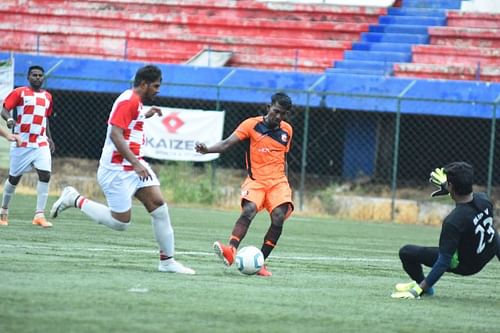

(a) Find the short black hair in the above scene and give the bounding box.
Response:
[444,161,473,195]
[133,65,162,87]
[28,65,44,76]
[271,92,292,111]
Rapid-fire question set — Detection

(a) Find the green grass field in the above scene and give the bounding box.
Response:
[1,194,499,333]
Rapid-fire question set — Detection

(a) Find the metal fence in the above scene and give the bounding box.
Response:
[8,75,499,218]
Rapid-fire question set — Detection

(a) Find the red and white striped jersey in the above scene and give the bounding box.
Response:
[3,86,53,148]
[99,89,146,171]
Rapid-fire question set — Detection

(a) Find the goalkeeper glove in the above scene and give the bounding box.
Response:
[391,282,423,299]
[429,167,449,197]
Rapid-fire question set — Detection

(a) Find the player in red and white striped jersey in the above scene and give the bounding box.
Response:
[1,65,54,228]
[50,65,195,274]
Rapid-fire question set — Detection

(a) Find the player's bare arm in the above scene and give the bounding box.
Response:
[1,106,14,128]
[46,120,55,153]
[145,106,162,119]
[110,125,151,180]
[195,133,240,154]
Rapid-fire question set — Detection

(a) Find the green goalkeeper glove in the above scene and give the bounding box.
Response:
[391,282,423,299]
[429,167,449,197]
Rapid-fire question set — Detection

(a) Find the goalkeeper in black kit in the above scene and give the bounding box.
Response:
[391,161,500,299]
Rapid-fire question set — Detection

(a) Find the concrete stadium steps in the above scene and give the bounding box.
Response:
[369,24,429,34]
[226,54,330,72]
[325,67,389,75]
[411,45,500,66]
[351,42,412,52]
[22,0,385,23]
[331,0,452,76]
[0,8,369,42]
[0,0,380,72]
[360,32,429,44]
[0,31,128,59]
[402,0,462,9]
[344,50,411,62]
[394,63,500,82]
[396,16,500,82]
[333,59,396,72]
[387,7,445,17]
[429,26,500,48]
[0,28,349,68]
[447,11,500,29]
[378,14,446,25]
[383,1,500,82]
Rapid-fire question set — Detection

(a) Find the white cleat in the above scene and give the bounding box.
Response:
[158,259,196,275]
[50,186,80,218]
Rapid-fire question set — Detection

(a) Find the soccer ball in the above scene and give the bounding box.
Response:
[235,246,264,275]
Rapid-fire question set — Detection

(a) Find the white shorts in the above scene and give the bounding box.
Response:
[97,161,160,213]
[9,146,52,176]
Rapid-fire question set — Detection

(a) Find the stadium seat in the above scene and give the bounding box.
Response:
[331,0,449,76]
[392,1,500,81]
[0,0,383,72]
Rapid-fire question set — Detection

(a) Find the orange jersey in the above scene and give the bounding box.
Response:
[234,116,293,181]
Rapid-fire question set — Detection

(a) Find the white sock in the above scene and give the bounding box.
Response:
[80,200,129,231]
[36,181,49,215]
[1,179,16,209]
[151,204,175,258]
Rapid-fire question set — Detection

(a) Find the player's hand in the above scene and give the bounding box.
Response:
[145,106,162,118]
[133,161,152,181]
[429,167,449,197]
[9,134,22,146]
[195,142,208,154]
[48,137,55,153]
[391,284,423,299]
[6,117,14,129]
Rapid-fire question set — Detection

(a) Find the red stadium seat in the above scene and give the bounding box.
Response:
[0,0,383,72]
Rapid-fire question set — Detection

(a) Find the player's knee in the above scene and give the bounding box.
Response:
[270,209,286,225]
[399,245,413,260]
[38,173,51,183]
[8,175,21,186]
[241,202,258,219]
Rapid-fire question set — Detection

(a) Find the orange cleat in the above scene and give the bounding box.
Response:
[32,215,53,228]
[0,208,8,226]
[257,265,272,277]
[213,241,236,266]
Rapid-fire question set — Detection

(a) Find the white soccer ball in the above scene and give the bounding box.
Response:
[235,246,264,275]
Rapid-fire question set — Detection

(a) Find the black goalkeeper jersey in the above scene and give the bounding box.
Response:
[439,192,498,275]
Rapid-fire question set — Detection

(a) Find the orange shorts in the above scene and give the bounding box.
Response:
[240,177,294,219]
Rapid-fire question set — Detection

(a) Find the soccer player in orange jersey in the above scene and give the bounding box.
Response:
[195,92,294,276]
[1,65,54,227]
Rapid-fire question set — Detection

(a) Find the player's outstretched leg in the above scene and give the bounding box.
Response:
[213,241,236,266]
[50,186,80,218]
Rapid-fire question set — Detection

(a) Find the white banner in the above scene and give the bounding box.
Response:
[0,56,14,100]
[143,107,225,162]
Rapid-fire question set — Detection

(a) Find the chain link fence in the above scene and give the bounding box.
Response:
[3,75,499,221]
